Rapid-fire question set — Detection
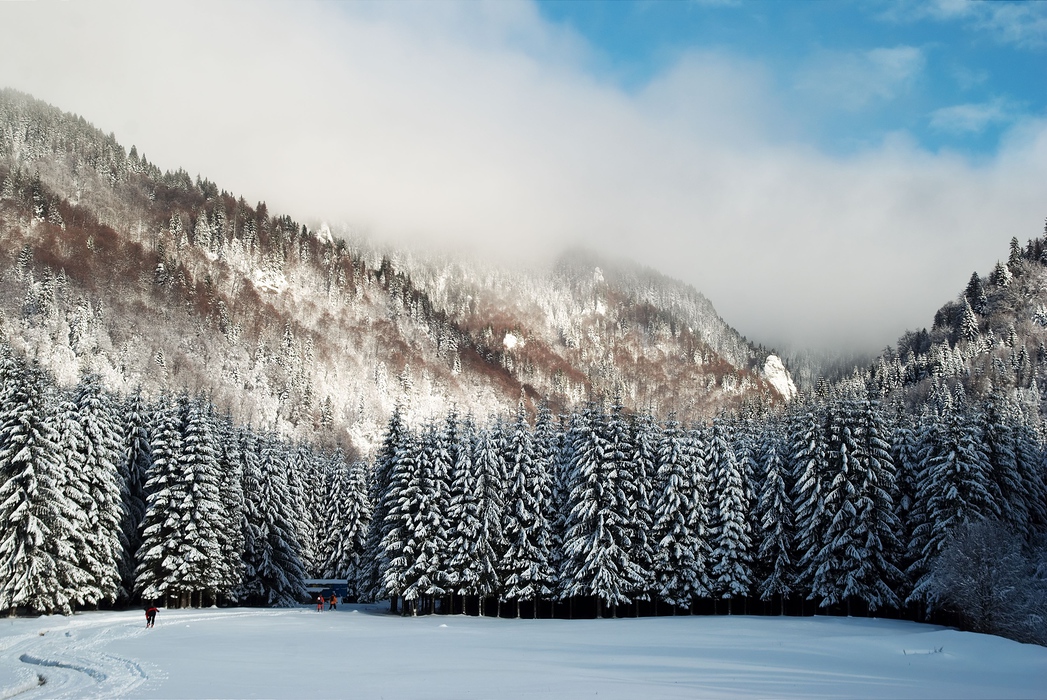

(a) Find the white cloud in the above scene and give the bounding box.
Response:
[795,46,925,110]
[0,0,1044,352]
[929,98,1017,134]
[892,0,1047,48]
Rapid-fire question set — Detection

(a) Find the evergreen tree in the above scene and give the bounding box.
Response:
[254,435,308,606]
[754,421,792,611]
[890,408,920,585]
[214,411,246,598]
[471,421,507,610]
[626,410,657,605]
[650,414,708,610]
[53,390,96,608]
[502,402,555,617]
[789,402,830,598]
[446,413,485,609]
[357,403,408,603]
[170,396,227,605]
[379,420,423,613]
[135,393,182,603]
[850,396,902,611]
[236,428,268,604]
[965,272,988,314]
[397,421,449,614]
[561,403,644,616]
[117,389,151,600]
[0,361,75,614]
[980,398,1023,535]
[707,418,753,610]
[909,398,998,605]
[960,298,980,343]
[70,374,124,607]
[323,457,371,587]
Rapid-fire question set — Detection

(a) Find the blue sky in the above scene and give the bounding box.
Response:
[1,0,1045,350]
[536,0,1046,158]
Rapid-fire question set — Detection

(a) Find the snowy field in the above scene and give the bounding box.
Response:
[0,605,1045,699]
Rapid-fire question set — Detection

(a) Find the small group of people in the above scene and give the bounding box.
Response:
[316,593,339,612]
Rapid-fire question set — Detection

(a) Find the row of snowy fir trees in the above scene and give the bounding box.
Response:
[0,341,371,615]
[357,384,1046,619]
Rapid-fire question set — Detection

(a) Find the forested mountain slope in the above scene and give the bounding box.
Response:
[0,89,790,456]
[866,228,1047,413]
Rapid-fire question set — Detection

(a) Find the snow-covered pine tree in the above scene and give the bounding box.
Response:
[323,457,371,589]
[626,409,657,609]
[810,397,863,610]
[397,420,449,615]
[707,417,753,613]
[889,406,920,600]
[253,434,308,606]
[1011,401,1047,534]
[357,403,408,605]
[169,395,227,607]
[0,360,75,615]
[446,413,484,613]
[685,424,714,602]
[470,420,507,614]
[980,398,1018,519]
[117,388,151,601]
[788,401,830,603]
[214,411,246,599]
[561,402,643,617]
[316,457,343,582]
[135,393,183,604]
[650,413,706,611]
[754,419,792,613]
[70,373,124,608]
[502,401,555,617]
[909,391,998,606]
[379,420,421,614]
[545,410,573,603]
[850,395,902,612]
[286,444,319,577]
[235,428,268,605]
[53,388,96,609]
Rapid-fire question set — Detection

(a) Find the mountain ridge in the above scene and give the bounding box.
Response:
[0,88,791,455]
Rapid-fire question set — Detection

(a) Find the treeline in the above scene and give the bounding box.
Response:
[0,340,370,615]
[356,386,1047,643]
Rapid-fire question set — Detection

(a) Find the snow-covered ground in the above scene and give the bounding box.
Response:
[1,606,1044,699]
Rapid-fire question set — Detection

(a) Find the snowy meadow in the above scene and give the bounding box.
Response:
[1,605,1045,699]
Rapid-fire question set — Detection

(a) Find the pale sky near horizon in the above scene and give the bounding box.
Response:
[1,0,1044,353]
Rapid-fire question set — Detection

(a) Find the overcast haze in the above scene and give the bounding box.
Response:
[1,0,1045,352]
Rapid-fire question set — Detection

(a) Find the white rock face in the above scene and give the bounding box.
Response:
[762,354,797,401]
[317,222,334,244]
[252,268,288,294]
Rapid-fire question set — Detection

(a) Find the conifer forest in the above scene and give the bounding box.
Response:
[0,89,1045,648]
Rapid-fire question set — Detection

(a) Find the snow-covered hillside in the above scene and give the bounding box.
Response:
[0,88,791,455]
[1,607,1044,699]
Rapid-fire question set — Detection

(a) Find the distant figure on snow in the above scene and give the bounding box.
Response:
[329,593,338,611]
[317,594,325,612]
[146,606,158,628]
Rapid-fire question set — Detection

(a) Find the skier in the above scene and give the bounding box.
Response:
[329,593,338,611]
[316,594,325,612]
[145,606,158,628]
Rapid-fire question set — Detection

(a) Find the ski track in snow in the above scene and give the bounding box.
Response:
[0,609,274,699]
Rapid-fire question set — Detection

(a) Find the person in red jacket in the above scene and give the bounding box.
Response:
[316,594,325,612]
[145,606,158,628]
